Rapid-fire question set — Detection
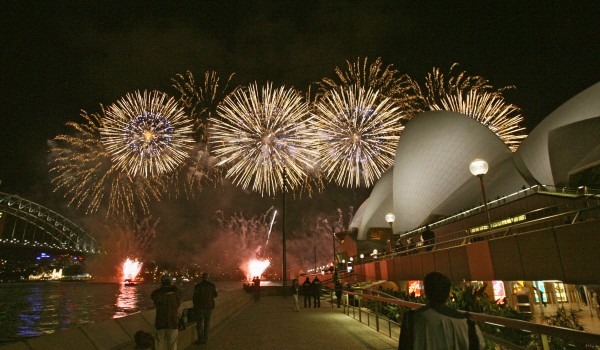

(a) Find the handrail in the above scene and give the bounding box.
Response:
[344,290,600,346]
[402,185,600,237]
[358,205,600,263]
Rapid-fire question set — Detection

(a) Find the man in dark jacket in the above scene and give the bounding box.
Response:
[398,272,484,349]
[421,225,435,251]
[311,276,322,308]
[252,276,261,301]
[193,273,218,345]
[302,277,312,308]
[151,274,181,350]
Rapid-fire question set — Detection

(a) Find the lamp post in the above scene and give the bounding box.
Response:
[282,169,287,297]
[359,253,364,265]
[385,213,395,253]
[331,226,337,267]
[349,257,353,272]
[469,159,492,229]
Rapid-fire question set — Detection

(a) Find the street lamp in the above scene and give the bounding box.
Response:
[332,226,337,267]
[385,213,395,253]
[359,253,364,265]
[470,159,492,229]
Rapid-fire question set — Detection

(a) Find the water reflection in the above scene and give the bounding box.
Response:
[19,286,43,337]
[0,282,203,344]
[114,283,140,318]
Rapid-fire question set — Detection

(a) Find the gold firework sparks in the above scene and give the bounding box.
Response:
[311,85,404,188]
[319,57,421,118]
[49,110,164,216]
[433,90,526,151]
[209,83,317,196]
[407,63,527,150]
[101,90,195,178]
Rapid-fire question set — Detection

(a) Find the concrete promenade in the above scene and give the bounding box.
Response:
[187,296,398,350]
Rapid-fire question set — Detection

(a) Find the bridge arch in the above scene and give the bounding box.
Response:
[0,192,102,254]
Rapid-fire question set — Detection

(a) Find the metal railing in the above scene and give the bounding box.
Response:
[357,205,600,264]
[403,185,600,236]
[341,289,600,349]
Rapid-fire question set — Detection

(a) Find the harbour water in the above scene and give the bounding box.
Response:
[0,281,245,344]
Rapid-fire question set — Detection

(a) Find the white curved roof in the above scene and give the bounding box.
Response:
[516,81,600,186]
[356,82,600,239]
[392,111,514,232]
[357,167,394,240]
[349,198,369,229]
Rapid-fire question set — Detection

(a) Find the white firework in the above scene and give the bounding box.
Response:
[311,85,404,187]
[209,83,317,196]
[101,90,195,177]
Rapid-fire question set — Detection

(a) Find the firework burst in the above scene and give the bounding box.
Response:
[433,90,526,151]
[319,57,421,118]
[311,85,404,188]
[101,90,195,178]
[49,110,164,216]
[209,83,317,196]
[168,71,238,196]
[407,63,527,150]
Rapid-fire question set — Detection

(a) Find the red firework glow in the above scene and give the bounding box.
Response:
[122,258,142,281]
[246,258,270,279]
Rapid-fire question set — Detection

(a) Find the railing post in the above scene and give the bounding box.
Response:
[375,299,380,332]
[540,333,550,350]
[358,296,362,323]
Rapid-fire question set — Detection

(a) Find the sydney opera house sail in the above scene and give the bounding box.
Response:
[355,82,600,238]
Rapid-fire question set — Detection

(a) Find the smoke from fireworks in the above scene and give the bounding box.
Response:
[210,83,317,196]
[311,85,404,188]
[49,110,165,216]
[101,90,195,178]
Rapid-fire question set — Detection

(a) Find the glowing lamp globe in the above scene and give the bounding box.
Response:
[385,213,395,224]
[360,254,364,259]
[469,159,489,177]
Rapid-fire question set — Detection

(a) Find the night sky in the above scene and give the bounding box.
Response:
[1,1,599,214]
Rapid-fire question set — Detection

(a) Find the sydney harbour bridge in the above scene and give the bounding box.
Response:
[0,191,102,254]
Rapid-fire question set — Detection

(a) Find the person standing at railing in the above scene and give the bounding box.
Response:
[344,282,354,306]
[334,280,343,308]
[399,272,484,349]
[421,225,435,252]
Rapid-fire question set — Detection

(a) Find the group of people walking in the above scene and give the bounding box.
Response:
[298,276,323,308]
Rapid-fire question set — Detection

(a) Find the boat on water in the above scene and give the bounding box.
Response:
[123,279,137,286]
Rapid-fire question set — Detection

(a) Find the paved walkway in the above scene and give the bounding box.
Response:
[186,296,398,350]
